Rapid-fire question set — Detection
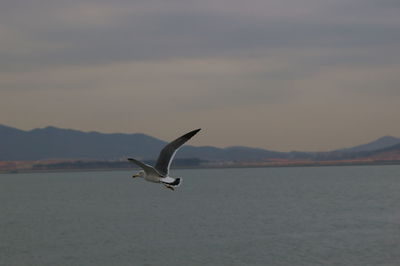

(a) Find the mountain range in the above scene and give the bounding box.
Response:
[334,136,400,152]
[1,124,400,162]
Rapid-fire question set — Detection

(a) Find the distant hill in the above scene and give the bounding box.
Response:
[335,136,400,153]
[179,145,286,161]
[1,124,399,163]
[362,143,400,161]
[0,124,286,161]
[0,125,166,161]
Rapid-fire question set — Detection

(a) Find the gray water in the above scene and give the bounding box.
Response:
[1,165,400,266]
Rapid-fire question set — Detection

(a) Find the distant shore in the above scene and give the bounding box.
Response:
[1,159,400,174]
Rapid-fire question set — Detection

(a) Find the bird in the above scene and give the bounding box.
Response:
[128,128,201,190]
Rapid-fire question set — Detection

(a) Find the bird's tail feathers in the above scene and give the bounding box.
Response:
[161,177,181,187]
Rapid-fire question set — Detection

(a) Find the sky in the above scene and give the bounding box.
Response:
[1,0,399,151]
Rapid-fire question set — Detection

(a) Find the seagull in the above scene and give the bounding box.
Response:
[128,128,201,190]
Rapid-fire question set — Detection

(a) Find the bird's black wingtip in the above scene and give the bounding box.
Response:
[179,128,201,141]
[190,128,201,136]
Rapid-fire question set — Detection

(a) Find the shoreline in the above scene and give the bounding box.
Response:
[1,160,400,174]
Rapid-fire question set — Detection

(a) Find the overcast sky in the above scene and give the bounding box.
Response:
[1,0,399,151]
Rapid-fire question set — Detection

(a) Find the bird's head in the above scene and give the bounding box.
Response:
[132,170,145,178]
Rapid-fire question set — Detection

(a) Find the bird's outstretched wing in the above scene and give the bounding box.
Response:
[127,158,161,176]
[154,128,201,176]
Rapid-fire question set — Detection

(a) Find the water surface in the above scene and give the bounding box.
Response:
[1,166,400,265]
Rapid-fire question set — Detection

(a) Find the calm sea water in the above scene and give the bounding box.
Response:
[1,165,400,266]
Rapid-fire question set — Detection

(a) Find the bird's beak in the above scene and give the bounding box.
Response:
[132,175,138,178]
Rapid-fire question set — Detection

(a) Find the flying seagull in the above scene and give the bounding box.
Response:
[128,128,201,190]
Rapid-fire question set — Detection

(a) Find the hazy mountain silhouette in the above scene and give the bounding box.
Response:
[0,124,286,161]
[334,136,400,152]
[0,125,165,161]
[1,124,399,162]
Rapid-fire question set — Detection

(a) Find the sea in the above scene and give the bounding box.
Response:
[1,165,400,266]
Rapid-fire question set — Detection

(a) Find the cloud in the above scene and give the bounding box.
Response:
[1,0,399,70]
[0,0,399,150]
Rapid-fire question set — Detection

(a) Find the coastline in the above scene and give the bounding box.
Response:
[1,159,400,175]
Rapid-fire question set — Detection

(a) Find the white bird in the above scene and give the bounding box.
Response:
[128,128,201,190]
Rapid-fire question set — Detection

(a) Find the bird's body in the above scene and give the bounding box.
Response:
[145,172,162,183]
[128,128,201,190]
